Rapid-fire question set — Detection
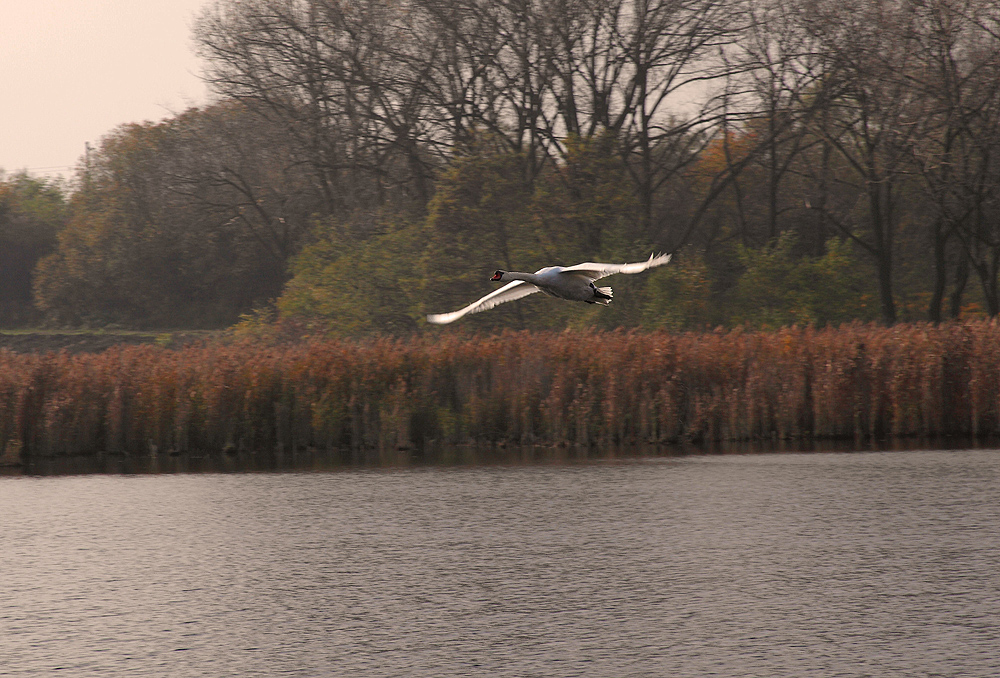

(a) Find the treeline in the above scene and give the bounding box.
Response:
[3,0,1000,332]
[4,321,1000,461]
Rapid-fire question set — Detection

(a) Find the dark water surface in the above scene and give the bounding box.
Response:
[2,449,998,677]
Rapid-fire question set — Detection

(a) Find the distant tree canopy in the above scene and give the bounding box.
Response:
[0,172,66,325]
[34,105,321,327]
[10,0,1000,331]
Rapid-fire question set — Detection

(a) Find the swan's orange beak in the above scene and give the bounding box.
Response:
[491,271,504,281]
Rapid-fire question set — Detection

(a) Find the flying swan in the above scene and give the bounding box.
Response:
[426,253,672,325]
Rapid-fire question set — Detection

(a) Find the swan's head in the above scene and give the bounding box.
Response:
[491,270,505,282]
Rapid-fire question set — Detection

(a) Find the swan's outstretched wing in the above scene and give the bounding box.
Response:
[426,281,540,325]
[560,252,672,281]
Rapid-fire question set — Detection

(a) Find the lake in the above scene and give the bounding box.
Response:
[2,448,998,677]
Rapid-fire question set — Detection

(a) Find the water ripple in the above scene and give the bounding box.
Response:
[2,449,999,677]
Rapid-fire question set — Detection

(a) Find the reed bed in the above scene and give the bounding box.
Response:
[2,321,1000,462]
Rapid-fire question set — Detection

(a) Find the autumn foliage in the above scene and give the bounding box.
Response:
[3,321,1000,463]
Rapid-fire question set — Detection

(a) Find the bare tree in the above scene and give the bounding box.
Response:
[790,0,931,324]
[705,0,832,250]
[196,0,751,235]
[165,103,320,269]
[903,0,1000,318]
[197,0,429,214]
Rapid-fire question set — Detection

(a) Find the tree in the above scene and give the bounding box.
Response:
[529,132,640,261]
[726,234,876,328]
[418,139,539,329]
[641,252,714,330]
[277,215,423,335]
[196,0,444,213]
[34,108,313,327]
[796,0,928,324]
[527,132,658,327]
[195,0,751,233]
[0,172,67,325]
[903,0,1000,318]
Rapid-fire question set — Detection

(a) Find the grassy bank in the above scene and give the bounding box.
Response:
[2,321,999,463]
[0,329,215,354]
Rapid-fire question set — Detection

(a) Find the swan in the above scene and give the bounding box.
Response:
[426,252,672,325]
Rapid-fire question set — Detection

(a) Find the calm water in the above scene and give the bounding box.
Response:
[2,449,999,677]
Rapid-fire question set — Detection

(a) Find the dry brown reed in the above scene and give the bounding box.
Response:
[3,321,1000,462]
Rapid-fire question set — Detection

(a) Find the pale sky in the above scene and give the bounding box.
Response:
[0,0,212,180]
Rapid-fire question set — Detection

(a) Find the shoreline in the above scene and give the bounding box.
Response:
[0,330,216,354]
[5,435,997,478]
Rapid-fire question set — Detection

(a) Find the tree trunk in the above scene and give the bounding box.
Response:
[876,248,897,325]
[984,253,1000,317]
[928,219,948,323]
[868,179,897,324]
[950,255,969,318]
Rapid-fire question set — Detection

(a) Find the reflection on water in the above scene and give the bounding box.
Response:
[2,449,999,677]
[7,435,992,477]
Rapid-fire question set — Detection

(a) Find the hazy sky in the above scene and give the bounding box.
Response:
[0,0,212,179]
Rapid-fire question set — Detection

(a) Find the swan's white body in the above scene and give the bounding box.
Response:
[426,253,672,325]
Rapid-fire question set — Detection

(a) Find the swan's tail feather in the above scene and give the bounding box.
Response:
[594,286,613,305]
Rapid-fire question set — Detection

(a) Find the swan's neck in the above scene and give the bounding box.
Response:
[503,271,542,284]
